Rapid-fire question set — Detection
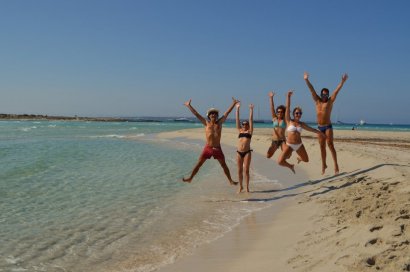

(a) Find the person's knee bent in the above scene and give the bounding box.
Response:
[267,148,273,158]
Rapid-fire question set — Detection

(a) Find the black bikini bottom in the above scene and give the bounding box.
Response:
[237,149,253,158]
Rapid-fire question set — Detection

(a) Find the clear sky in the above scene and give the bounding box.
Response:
[1,0,409,124]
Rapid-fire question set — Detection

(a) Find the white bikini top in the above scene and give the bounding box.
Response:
[287,124,302,133]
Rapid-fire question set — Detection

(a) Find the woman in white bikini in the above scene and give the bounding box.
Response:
[267,91,286,158]
[278,91,325,173]
[235,103,254,193]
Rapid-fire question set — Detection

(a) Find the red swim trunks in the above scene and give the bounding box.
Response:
[201,145,225,160]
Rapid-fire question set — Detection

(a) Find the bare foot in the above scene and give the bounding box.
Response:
[237,186,244,193]
[230,180,238,186]
[182,177,192,183]
[297,157,302,164]
[335,165,339,175]
[246,187,250,193]
[290,164,296,174]
[322,164,327,175]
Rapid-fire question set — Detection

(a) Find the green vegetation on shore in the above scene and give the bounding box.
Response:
[0,114,128,122]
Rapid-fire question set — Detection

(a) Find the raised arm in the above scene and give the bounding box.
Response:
[285,91,293,124]
[330,73,348,102]
[304,72,320,102]
[220,97,239,123]
[235,103,241,131]
[249,104,254,133]
[184,99,206,126]
[269,91,277,119]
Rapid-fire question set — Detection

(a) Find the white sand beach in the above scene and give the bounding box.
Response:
[157,128,410,272]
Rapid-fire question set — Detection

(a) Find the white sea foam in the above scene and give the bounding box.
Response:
[19,126,37,132]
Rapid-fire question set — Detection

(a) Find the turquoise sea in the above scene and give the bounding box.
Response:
[0,120,285,272]
[1,119,408,272]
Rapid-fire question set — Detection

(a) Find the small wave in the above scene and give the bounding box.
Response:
[251,172,281,184]
[89,134,126,139]
[48,125,57,128]
[125,133,145,140]
[5,256,20,265]
[19,126,37,132]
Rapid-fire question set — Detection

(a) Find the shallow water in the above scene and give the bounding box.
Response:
[0,120,302,272]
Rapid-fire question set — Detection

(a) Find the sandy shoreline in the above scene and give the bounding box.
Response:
[157,128,410,272]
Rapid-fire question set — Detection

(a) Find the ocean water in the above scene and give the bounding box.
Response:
[0,120,287,272]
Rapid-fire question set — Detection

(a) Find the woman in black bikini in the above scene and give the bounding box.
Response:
[235,103,254,193]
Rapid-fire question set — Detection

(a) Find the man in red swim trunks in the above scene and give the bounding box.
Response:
[182,97,239,185]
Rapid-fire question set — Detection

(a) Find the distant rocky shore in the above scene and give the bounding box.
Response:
[0,114,129,122]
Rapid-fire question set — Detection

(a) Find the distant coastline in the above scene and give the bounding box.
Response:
[0,113,129,122]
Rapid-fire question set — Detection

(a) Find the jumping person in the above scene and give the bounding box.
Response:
[304,72,348,175]
[266,91,286,159]
[235,102,254,193]
[182,97,239,185]
[277,91,325,173]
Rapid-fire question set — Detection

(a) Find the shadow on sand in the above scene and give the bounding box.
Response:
[244,163,405,202]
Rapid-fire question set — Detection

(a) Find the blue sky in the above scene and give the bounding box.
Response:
[1,0,409,124]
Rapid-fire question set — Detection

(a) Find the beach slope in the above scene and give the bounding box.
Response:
[157,128,410,272]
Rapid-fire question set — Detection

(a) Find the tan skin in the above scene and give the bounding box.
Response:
[182,98,239,185]
[266,91,286,158]
[235,103,254,193]
[304,72,348,175]
[277,91,325,174]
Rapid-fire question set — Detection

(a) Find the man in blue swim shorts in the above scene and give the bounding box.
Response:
[304,72,349,175]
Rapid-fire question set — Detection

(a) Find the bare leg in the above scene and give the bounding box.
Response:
[277,145,295,174]
[237,153,244,193]
[326,129,339,175]
[266,144,278,159]
[295,145,309,163]
[182,156,207,182]
[244,152,252,192]
[319,134,327,174]
[218,159,238,185]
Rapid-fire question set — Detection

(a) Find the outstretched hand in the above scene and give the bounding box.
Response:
[184,99,191,107]
[249,104,254,110]
[287,90,294,97]
[342,73,349,82]
[236,103,241,109]
[303,72,309,80]
[268,91,275,97]
[232,97,240,105]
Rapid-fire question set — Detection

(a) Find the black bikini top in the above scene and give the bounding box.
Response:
[238,132,252,139]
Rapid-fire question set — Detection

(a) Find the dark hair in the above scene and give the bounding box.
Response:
[321,88,329,95]
[276,105,286,112]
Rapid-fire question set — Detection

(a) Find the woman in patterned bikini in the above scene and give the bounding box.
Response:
[267,91,287,159]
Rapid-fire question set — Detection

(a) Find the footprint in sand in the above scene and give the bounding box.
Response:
[395,214,410,221]
[365,256,376,267]
[369,225,383,232]
[365,238,379,247]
